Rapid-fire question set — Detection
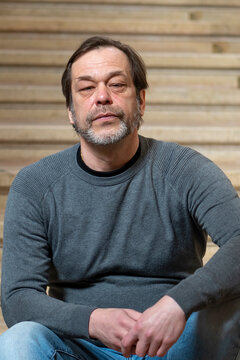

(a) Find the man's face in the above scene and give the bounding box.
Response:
[68,47,145,145]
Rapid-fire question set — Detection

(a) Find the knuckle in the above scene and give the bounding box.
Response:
[145,328,154,341]
[135,320,144,333]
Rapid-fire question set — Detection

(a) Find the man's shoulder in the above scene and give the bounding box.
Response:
[144,137,203,167]
[10,144,79,199]
[145,137,217,183]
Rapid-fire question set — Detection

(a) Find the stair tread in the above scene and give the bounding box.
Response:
[1,50,240,69]
[2,33,240,54]
[1,16,240,36]
[0,0,240,5]
[2,3,240,22]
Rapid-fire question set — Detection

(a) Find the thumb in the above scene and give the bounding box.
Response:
[125,309,142,321]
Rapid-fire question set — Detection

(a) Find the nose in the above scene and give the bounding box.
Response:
[95,84,113,105]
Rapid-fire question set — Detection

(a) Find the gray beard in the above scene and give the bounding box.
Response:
[71,103,143,146]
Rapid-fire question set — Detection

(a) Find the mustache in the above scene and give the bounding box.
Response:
[86,106,125,125]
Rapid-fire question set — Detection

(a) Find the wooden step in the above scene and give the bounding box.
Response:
[0,168,16,190]
[140,125,240,145]
[1,1,240,18]
[0,0,240,5]
[1,50,240,70]
[2,3,240,25]
[143,109,240,127]
[2,33,240,55]
[0,3,190,20]
[1,15,240,36]
[0,193,8,218]
[144,53,240,69]
[146,87,240,105]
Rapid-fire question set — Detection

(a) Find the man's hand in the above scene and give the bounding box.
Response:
[89,308,141,352]
[121,295,186,358]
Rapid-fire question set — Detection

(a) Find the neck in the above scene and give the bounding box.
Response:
[80,130,139,172]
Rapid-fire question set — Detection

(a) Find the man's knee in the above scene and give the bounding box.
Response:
[0,321,55,359]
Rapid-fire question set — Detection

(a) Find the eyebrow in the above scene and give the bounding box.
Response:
[76,70,127,82]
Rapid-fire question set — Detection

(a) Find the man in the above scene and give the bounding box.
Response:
[0,36,239,360]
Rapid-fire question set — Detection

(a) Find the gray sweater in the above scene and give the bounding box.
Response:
[2,136,240,340]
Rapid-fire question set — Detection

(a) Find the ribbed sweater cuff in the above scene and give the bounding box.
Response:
[166,281,205,319]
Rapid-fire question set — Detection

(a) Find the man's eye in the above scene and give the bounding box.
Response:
[110,83,125,89]
[80,86,94,92]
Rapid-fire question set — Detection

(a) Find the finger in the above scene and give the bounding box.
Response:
[156,342,172,358]
[134,339,149,358]
[125,309,142,321]
[147,339,162,358]
[121,331,138,358]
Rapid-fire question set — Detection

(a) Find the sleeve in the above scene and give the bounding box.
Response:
[1,183,95,339]
[166,149,240,317]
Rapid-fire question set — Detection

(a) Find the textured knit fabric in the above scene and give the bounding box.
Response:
[2,136,240,340]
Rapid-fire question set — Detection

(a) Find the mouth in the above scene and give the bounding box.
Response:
[94,113,118,121]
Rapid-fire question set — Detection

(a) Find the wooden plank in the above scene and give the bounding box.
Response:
[0,33,214,53]
[1,16,240,36]
[2,33,240,54]
[144,53,240,69]
[2,50,240,69]
[0,105,68,125]
[0,3,190,20]
[146,87,240,105]
[0,0,240,6]
[0,169,16,190]
[2,3,240,26]
[139,125,240,145]
[0,49,70,66]
[143,110,240,127]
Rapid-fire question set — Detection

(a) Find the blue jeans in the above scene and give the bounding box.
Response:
[0,299,239,360]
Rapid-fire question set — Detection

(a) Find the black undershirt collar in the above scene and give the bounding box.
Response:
[77,143,141,177]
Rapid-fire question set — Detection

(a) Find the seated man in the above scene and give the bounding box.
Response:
[0,36,239,360]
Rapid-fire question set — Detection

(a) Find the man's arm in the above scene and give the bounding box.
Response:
[1,188,95,339]
[123,152,240,357]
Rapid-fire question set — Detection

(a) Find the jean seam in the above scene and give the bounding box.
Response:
[50,349,84,360]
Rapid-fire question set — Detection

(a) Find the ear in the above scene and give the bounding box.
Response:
[68,107,75,125]
[139,90,146,116]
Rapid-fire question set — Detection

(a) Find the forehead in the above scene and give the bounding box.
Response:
[71,47,132,79]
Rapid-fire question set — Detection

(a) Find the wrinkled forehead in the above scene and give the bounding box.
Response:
[71,47,132,81]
